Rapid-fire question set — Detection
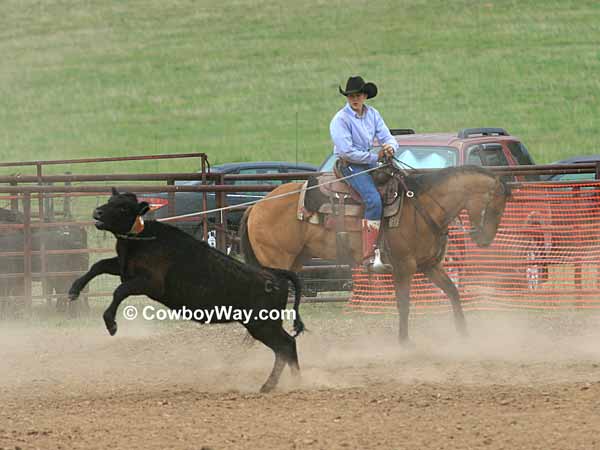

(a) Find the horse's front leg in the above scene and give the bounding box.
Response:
[392,270,414,347]
[424,263,467,338]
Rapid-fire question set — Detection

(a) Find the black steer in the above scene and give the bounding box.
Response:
[69,189,304,393]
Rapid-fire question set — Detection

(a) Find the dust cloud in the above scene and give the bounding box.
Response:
[2,303,600,399]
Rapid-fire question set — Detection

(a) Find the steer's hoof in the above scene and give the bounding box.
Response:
[104,317,118,336]
[106,322,118,336]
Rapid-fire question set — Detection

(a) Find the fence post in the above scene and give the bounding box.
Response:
[10,181,18,210]
[37,169,49,305]
[216,173,228,252]
[64,172,72,218]
[37,164,45,222]
[23,193,33,310]
[167,179,175,217]
[201,156,208,241]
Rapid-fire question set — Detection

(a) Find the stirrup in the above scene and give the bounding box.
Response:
[366,249,393,274]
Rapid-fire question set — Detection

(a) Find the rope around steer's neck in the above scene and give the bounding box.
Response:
[156,162,396,224]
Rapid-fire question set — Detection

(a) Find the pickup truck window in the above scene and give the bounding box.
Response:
[236,168,282,186]
[507,142,534,166]
[466,143,513,182]
[466,144,509,167]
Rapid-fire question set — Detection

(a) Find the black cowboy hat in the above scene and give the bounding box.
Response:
[338,76,378,99]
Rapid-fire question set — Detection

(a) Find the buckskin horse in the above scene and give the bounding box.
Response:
[240,163,511,345]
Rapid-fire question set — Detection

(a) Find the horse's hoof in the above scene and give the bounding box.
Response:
[68,291,79,302]
[259,383,275,393]
[399,338,416,350]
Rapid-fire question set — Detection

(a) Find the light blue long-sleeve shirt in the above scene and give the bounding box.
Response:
[330,103,399,165]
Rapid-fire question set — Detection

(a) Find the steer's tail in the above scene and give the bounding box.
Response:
[239,206,261,267]
[269,268,305,337]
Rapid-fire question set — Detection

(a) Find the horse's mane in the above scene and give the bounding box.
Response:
[403,165,504,196]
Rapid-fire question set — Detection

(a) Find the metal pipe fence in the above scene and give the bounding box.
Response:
[1,157,600,314]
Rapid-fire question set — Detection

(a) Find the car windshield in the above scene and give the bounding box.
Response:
[393,146,457,169]
[319,146,458,171]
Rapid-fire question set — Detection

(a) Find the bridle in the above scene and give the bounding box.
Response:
[469,178,507,237]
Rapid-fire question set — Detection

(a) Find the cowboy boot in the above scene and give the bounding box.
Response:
[362,219,379,262]
[362,219,392,273]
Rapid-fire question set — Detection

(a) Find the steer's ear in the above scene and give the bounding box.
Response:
[111,187,119,196]
[138,201,150,216]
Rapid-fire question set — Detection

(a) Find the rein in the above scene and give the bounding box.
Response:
[407,190,445,235]
[386,165,500,236]
[469,178,506,235]
[387,167,447,235]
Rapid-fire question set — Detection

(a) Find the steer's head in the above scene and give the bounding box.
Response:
[93,188,150,235]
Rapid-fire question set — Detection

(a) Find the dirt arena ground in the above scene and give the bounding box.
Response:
[2,304,600,450]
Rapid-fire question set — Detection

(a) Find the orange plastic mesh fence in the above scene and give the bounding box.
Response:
[348,181,600,314]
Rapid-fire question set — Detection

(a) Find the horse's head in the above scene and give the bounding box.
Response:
[465,176,511,247]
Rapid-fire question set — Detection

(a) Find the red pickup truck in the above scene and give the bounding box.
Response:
[320,127,548,291]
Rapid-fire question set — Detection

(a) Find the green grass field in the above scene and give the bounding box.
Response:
[1,0,599,176]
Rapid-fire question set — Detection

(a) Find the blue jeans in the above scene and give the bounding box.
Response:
[340,163,382,220]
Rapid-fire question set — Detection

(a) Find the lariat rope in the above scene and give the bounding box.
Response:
[156,162,395,223]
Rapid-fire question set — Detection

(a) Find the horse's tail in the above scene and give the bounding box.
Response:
[268,268,305,337]
[239,206,261,267]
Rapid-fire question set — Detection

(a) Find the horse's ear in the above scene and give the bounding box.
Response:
[111,187,119,196]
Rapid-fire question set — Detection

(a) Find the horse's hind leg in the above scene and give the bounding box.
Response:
[392,270,414,346]
[424,264,468,337]
[245,321,300,393]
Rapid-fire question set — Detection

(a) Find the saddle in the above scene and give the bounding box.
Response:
[298,159,404,231]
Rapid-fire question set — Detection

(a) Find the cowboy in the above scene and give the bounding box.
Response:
[330,76,398,269]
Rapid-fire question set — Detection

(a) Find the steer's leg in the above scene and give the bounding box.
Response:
[245,320,299,393]
[103,277,153,336]
[69,257,120,301]
[273,324,300,379]
[286,333,300,378]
